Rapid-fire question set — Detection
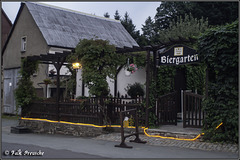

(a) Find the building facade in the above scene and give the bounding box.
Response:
[2,2,142,114]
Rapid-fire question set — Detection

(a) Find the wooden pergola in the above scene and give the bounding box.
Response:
[25,37,203,126]
[27,51,71,121]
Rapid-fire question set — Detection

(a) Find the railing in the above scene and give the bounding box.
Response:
[183,91,204,128]
[23,97,145,126]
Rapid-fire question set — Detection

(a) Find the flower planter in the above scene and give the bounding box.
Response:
[125,70,131,77]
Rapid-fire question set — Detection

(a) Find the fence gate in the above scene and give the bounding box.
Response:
[183,91,204,128]
[156,92,177,125]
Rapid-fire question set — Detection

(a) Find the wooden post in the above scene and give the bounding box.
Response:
[205,67,209,98]
[52,56,66,122]
[183,91,186,128]
[145,49,151,127]
[56,57,60,121]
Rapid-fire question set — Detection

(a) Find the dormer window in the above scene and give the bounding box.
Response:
[21,36,27,52]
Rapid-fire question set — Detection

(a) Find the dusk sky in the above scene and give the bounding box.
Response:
[2,1,161,33]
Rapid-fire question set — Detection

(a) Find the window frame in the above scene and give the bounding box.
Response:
[21,36,27,52]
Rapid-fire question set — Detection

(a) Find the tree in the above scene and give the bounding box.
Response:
[74,39,127,126]
[121,12,137,37]
[114,10,120,20]
[190,2,238,26]
[141,16,155,45]
[154,1,238,30]
[120,12,142,46]
[157,14,208,44]
[74,39,124,97]
[103,12,110,18]
[155,2,193,30]
[15,58,39,116]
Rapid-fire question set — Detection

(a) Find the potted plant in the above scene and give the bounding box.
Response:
[43,79,52,85]
[125,63,138,76]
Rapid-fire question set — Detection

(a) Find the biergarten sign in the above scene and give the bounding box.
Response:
[158,45,199,66]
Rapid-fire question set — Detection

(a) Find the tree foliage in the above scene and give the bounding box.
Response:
[198,21,238,143]
[141,16,155,45]
[15,58,39,115]
[103,12,110,18]
[157,14,208,43]
[190,2,238,26]
[74,39,125,97]
[114,10,120,20]
[155,1,193,30]
[120,12,142,46]
[154,1,238,31]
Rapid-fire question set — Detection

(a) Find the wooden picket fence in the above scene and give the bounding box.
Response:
[22,97,145,126]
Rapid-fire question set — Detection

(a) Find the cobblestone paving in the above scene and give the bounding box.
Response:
[93,133,239,154]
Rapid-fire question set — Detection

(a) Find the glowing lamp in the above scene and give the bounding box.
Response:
[72,62,82,69]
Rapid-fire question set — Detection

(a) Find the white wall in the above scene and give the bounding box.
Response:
[75,67,146,97]
[117,68,146,97]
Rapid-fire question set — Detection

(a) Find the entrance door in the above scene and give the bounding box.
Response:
[174,68,186,113]
[156,92,177,125]
[183,91,205,128]
[3,69,21,115]
[155,68,186,126]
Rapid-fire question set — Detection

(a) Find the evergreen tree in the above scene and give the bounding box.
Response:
[103,12,110,18]
[114,10,120,20]
[141,16,155,45]
[120,12,141,46]
[121,12,136,36]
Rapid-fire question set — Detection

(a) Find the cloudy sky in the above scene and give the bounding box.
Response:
[2,1,161,33]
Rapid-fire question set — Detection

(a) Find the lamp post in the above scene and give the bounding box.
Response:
[72,62,83,97]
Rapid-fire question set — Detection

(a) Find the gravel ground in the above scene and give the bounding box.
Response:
[93,132,239,154]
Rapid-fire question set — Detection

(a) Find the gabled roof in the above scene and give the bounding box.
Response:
[24,2,139,49]
[1,8,13,27]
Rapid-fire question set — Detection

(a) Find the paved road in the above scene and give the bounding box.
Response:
[2,142,106,159]
[2,119,238,159]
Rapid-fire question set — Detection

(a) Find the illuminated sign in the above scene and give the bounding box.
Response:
[158,45,199,66]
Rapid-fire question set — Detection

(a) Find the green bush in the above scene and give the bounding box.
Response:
[15,58,39,115]
[126,82,145,98]
[198,20,238,144]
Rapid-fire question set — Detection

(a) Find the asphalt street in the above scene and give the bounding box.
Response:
[2,142,106,158]
[2,118,238,159]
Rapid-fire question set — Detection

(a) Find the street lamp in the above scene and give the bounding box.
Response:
[72,62,82,69]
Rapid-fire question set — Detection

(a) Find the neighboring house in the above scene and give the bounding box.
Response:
[2,2,145,115]
[1,9,12,49]
[1,8,13,113]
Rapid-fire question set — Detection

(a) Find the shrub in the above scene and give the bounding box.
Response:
[126,82,144,98]
[198,20,238,143]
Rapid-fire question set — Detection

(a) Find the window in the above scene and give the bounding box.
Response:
[21,36,27,52]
